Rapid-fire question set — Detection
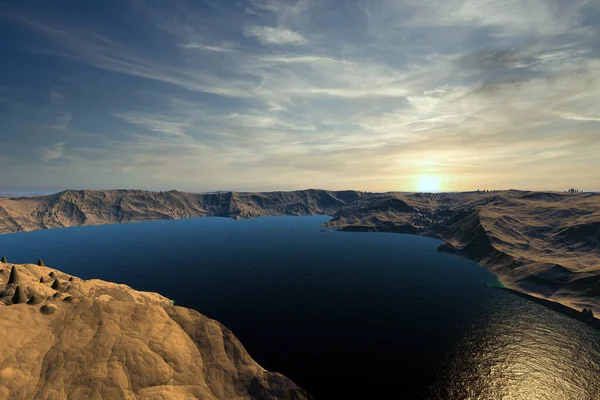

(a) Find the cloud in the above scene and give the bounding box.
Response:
[114,112,189,137]
[2,0,599,191]
[555,112,600,122]
[40,142,66,162]
[5,13,255,99]
[364,0,591,38]
[178,42,238,52]
[243,25,307,45]
[224,112,316,131]
[49,91,63,104]
[53,112,71,130]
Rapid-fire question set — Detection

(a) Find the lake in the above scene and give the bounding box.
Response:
[1,216,599,399]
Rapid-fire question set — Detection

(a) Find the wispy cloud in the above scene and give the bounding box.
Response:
[243,25,307,45]
[1,0,599,192]
[555,112,600,122]
[115,113,189,137]
[53,112,71,130]
[49,91,63,104]
[5,13,255,99]
[40,142,66,162]
[178,42,238,52]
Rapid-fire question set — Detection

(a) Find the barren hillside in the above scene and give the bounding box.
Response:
[0,261,312,399]
[0,189,363,233]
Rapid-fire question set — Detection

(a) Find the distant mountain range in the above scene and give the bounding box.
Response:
[1,189,599,317]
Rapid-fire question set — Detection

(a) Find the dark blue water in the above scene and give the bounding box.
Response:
[1,216,599,399]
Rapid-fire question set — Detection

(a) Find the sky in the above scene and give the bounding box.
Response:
[0,0,599,193]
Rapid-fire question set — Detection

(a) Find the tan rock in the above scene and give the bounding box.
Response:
[0,263,311,399]
[11,286,27,304]
[7,266,19,285]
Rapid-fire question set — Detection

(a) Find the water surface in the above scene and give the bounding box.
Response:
[1,216,599,399]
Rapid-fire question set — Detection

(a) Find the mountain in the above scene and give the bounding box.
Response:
[327,190,600,316]
[0,189,363,233]
[1,189,599,316]
[0,261,312,399]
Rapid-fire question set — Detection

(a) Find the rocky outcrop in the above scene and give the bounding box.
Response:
[7,266,20,284]
[51,278,62,290]
[26,293,43,305]
[11,285,27,304]
[0,262,312,399]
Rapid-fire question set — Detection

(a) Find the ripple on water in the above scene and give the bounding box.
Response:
[1,217,600,399]
[429,296,600,400]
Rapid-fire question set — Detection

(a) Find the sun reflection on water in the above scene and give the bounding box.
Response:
[429,297,600,399]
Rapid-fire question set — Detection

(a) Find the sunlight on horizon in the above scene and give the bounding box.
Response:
[417,176,442,193]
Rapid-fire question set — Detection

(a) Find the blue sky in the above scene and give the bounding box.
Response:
[0,0,599,192]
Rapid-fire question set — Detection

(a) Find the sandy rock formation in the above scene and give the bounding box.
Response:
[51,278,62,290]
[11,285,27,304]
[0,262,311,399]
[7,266,19,284]
[26,293,43,305]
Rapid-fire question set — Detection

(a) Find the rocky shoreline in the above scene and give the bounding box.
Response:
[1,189,599,316]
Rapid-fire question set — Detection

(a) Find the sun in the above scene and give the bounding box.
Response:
[417,176,442,193]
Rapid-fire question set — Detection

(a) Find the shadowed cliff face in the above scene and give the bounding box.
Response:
[1,189,599,316]
[0,262,312,400]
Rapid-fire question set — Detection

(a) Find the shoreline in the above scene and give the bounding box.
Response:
[335,224,600,329]
[1,210,598,330]
[498,287,600,331]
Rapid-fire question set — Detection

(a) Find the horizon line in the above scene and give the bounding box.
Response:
[1,188,598,197]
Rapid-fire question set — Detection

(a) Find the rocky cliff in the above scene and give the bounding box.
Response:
[0,261,312,399]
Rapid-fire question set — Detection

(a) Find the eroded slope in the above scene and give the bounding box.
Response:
[0,261,311,400]
[0,189,362,234]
